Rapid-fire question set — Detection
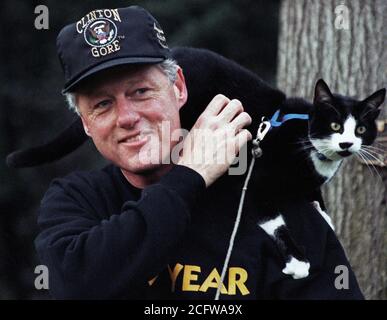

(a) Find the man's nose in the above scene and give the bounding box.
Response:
[116,98,140,129]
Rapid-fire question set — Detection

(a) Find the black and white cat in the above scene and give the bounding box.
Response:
[245,79,385,278]
[7,47,385,279]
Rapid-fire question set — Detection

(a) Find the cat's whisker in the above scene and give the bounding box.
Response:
[358,149,378,162]
[362,144,385,152]
[296,147,311,155]
[295,142,311,149]
[357,150,383,181]
[294,140,316,154]
[295,141,318,156]
[373,141,386,149]
[298,137,316,143]
[355,154,374,178]
[358,160,384,180]
[356,152,378,180]
[360,147,384,160]
[361,146,386,158]
[314,145,331,153]
[297,144,314,153]
[303,145,327,154]
[359,148,385,167]
[300,144,317,153]
[318,148,332,154]
[364,159,383,182]
[318,147,336,159]
[361,145,386,155]
[294,139,312,146]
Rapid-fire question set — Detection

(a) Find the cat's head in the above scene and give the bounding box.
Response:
[308,79,385,161]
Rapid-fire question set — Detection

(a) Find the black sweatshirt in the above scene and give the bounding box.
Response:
[35,164,364,299]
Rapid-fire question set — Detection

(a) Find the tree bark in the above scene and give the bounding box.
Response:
[276,0,386,299]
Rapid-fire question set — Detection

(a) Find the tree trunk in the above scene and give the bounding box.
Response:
[276,0,386,299]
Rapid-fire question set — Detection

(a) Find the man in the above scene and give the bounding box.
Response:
[35,6,364,299]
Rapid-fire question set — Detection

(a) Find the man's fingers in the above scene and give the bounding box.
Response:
[234,129,253,151]
[230,111,252,132]
[202,94,230,116]
[217,99,244,123]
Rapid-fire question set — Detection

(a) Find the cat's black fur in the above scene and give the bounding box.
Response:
[7,47,385,279]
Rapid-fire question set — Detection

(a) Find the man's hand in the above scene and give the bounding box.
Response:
[178,94,252,187]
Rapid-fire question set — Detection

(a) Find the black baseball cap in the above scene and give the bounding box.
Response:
[57,6,171,93]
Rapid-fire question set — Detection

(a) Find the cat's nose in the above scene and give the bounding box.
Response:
[339,142,353,149]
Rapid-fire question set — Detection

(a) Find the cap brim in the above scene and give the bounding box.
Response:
[62,56,165,93]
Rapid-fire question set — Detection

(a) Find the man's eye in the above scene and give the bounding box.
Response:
[135,88,149,95]
[95,100,112,109]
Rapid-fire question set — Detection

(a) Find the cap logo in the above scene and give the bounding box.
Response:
[84,18,117,47]
[76,9,121,34]
[153,23,168,49]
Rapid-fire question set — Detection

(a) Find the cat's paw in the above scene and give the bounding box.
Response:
[282,257,310,279]
[312,201,335,231]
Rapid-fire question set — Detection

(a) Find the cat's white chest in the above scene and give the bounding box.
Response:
[310,151,342,181]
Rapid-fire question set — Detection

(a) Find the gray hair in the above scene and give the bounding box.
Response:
[64,58,179,115]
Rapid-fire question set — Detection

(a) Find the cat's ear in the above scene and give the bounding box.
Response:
[314,79,334,104]
[362,88,385,110]
[360,88,385,120]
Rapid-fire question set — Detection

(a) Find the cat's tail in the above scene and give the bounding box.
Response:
[6,118,87,168]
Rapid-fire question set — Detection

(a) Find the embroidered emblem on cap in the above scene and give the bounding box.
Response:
[82,18,121,58]
[84,18,117,47]
[153,22,168,49]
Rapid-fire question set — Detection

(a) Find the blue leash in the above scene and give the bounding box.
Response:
[268,109,331,161]
[269,109,309,128]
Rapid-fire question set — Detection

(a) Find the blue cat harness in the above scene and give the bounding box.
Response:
[269,109,331,162]
[269,109,309,127]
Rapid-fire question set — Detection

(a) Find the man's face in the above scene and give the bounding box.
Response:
[77,64,187,178]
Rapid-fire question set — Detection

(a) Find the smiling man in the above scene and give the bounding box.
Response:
[35,5,253,299]
[34,6,364,300]
[75,64,188,187]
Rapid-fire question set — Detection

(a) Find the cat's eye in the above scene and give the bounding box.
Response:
[356,126,366,134]
[330,122,341,131]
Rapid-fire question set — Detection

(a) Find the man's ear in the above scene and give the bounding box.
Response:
[173,67,188,110]
[314,79,334,105]
[80,115,92,137]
